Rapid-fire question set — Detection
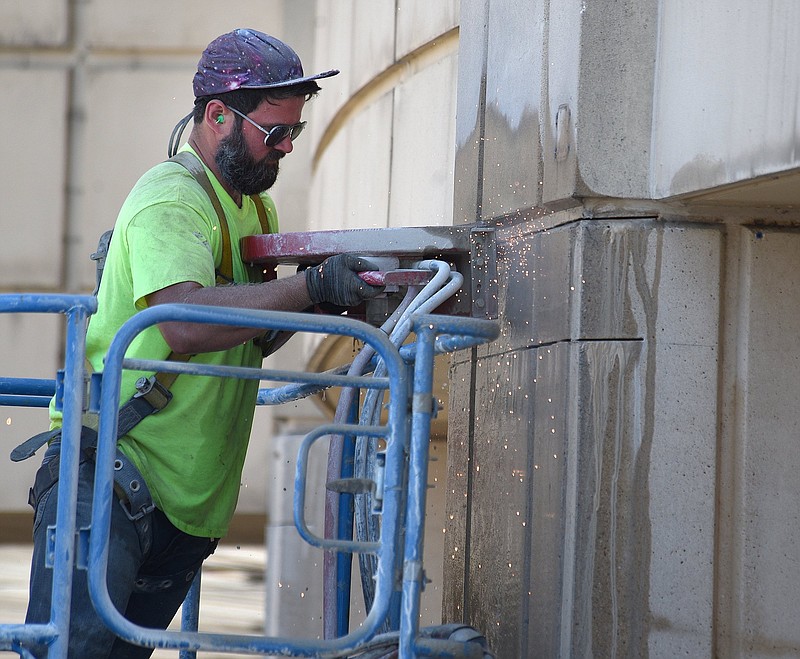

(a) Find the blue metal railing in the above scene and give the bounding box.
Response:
[0,293,498,658]
[0,294,97,659]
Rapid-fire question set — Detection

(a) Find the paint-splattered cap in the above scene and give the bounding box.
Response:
[193,28,339,97]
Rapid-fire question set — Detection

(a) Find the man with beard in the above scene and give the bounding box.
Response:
[23,29,382,658]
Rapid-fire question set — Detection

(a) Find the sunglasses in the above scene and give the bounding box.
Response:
[225,105,306,147]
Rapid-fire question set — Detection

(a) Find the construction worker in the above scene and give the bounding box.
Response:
[22,28,382,657]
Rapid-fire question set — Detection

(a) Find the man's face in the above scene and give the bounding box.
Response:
[215,95,305,196]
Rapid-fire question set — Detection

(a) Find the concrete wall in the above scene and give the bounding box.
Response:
[307,0,459,234]
[447,0,800,657]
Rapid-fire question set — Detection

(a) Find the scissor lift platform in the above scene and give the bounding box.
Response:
[0,293,497,658]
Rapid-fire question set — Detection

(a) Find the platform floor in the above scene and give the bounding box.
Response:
[0,543,267,658]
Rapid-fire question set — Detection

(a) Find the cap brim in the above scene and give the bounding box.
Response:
[241,69,340,90]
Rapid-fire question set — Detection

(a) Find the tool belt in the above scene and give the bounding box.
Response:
[11,369,174,521]
[13,424,155,522]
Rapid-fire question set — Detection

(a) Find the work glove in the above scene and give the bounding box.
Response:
[305,254,385,308]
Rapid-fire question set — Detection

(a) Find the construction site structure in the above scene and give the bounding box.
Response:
[1,2,800,658]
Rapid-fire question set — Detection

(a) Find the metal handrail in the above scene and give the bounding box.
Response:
[0,294,97,658]
[0,294,499,658]
[87,303,410,656]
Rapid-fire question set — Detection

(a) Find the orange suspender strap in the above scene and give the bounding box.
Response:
[251,193,271,233]
[169,151,235,285]
[170,151,275,283]
[248,191,277,282]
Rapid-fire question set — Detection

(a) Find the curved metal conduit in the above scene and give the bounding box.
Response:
[323,260,464,638]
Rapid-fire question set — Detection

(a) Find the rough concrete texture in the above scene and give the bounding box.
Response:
[650,3,800,199]
[448,3,800,655]
[447,214,800,657]
[575,0,659,199]
[446,217,726,656]
[445,350,536,657]
[714,227,800,658]
[481,0,546,219]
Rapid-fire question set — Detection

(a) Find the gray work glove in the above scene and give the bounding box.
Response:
[305,254,385,308]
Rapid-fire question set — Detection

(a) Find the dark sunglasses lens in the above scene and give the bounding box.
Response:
[265,123,305,147]
[265,126,291,147]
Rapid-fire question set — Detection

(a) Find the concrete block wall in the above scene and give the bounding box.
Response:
[455,0,800,221]
[446,219,723,656]
[447,215,800,657]
[446,0,800,657]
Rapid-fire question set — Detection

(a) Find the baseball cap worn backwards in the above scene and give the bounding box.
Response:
[193,28,339,97]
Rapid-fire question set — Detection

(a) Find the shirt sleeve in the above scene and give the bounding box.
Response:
[126,200,218,309]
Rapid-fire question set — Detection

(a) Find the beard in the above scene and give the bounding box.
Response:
[215,123,281,196]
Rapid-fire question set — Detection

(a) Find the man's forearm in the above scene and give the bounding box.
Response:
[146,273,312,354]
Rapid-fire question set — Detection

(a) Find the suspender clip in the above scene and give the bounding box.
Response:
[133,376,173,411]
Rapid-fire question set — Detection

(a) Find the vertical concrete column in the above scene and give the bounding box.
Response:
[263,433,327,638]
[714,227,800,658]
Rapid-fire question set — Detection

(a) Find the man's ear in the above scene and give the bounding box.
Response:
[204,100,229,134]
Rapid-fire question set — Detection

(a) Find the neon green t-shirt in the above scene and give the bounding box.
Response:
[54,146,278,538]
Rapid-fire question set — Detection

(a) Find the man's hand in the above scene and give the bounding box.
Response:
[305,254,385,308]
